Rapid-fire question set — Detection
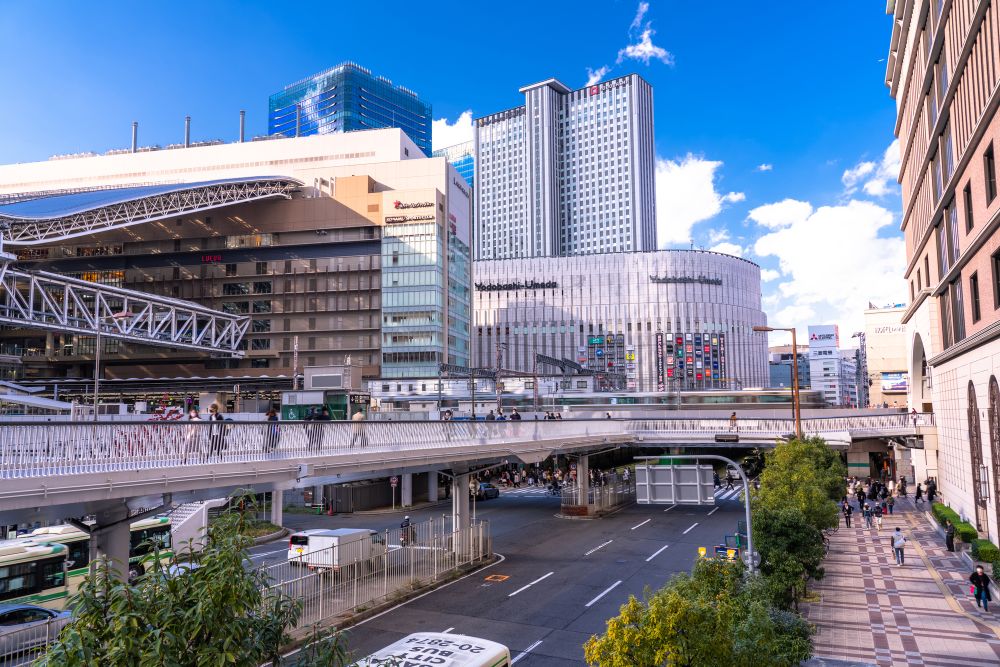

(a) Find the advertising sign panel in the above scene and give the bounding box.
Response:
[656,333,665,392]
[880,372,909,392]
[808,325,840,350]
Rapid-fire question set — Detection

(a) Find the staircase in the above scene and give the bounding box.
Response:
[167,498,228,552]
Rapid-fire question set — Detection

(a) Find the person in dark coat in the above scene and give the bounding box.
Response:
[945,519,956,552]
[971,565,993,611]
[915,483,924,505]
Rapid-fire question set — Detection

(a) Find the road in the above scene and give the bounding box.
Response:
[257,483,748,666]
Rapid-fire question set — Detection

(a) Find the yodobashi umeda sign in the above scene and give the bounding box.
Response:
[649,275,723,286]
[474,280,557,291]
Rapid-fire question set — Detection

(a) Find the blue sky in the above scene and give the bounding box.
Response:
[0,0,905,343]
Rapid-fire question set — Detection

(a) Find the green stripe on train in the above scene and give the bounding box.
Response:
[66,551,175,577]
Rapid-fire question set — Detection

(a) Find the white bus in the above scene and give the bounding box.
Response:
[354,632,511,667]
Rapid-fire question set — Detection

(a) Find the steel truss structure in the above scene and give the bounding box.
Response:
[0,177,301,245]
[0,267,249,354]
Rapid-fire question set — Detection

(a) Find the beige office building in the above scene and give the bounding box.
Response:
[863,305,909,407]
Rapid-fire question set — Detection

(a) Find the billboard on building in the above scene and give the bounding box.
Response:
[808,325,839,350]
[880,371,909,392]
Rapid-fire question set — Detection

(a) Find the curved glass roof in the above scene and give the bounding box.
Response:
[0,176,299,220]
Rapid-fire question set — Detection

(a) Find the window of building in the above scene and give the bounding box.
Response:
[992,249,1000,309]
[971,272,982,323]
[252,300,271,313]
[924,255,930,286]
[964,182,974,232]
[917,269,922,290]
[252,319,271,333]
[223,283,250,296]
[986,143,997,204]
[253,281,272,294]
[251,359,270,368]
[250,338,271,350]
[256,262,268,275]
[225,264,237,277]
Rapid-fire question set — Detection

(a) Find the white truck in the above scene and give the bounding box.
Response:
[287,528,385,575]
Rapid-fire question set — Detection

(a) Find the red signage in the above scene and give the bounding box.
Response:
[589,85,599,96]
[202,254,222,263]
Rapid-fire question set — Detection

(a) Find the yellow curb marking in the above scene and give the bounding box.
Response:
[903,513,1000,640]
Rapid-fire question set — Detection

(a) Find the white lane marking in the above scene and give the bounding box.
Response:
[511,640,543,664]
[442,627,454,633]
[584,539,614,556]
[663,504,677,512]
[708,507,719,516]
[508,571,555,597]
[631,519,652,530]
[585,580,623,607]
[682,522,699,535]
[645,544,670,562]
[249,547,289,560]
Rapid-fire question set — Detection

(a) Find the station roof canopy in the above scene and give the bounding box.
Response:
[0,176,302,245]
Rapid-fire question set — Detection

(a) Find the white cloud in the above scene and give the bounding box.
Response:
[747,198,814,230]
[707,228,730,244]
[629,2,650,31]
[842,139,900,197]
[709,242,744,257]
[617,28,674,65]
[752,199,906,338]
[760,269,781,282]
[585,65,611,86]
[655,154,745,246]
[756,163,773,172]
[431,110,473,152]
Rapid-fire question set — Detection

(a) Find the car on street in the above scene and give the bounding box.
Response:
[475,482,500,500]
[0,603,71,662]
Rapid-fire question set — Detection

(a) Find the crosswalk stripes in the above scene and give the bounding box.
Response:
[499,486,556,497]
[713,486,744,502]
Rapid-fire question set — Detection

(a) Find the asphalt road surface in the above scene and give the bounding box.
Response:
[257,485,747,666]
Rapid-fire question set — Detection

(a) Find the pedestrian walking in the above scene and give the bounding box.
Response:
[856,488,866,509]
[927,479,937,503]
[725,473,735,491]
[842,501,853,528]
[265,408,279,453]
[887,495,895,515]
[729,411,738,432]
[971,565,993,611]
[208,403,225,456]
[485,410,496,421]
[863,504,873,529]
[714,471,721,488]
[945,519,956,552]
[874,503,884,531]
[892,528,907,565]
[915,482,924,505]
[510,408,522,421]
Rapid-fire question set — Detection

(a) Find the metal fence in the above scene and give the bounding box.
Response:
[0,414,933,480]
[560,474,636,514]
[0,617,69,665]
[262,516,492,632]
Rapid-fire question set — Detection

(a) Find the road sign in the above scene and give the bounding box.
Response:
[741,551,761,568]
[390,476,398,487]
[698,547,707,558]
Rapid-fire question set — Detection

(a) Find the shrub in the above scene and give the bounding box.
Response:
[956,522,979,543]
[932,502,959,526]
[972,539,1000,562]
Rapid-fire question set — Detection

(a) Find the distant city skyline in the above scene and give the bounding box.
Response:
[0,0,904,340]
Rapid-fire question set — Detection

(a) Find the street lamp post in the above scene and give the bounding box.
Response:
[495,342,507,414]
[93,311,130,422]
[753,325,802,439]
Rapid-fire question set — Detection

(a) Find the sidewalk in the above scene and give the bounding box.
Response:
[802,499,1000,666]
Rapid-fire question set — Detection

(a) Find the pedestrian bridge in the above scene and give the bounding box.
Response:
[0,413,932,515]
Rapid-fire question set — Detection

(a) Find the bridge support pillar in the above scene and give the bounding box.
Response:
[427,472,439,502]
[451,473,471,557]
[270,489,284,526]
[577,454,590,508]
[88,506,133,580]
[401,473,413,507]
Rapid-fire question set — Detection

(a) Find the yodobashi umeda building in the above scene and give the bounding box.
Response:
[0,129,472,396]
[472,250,769,392]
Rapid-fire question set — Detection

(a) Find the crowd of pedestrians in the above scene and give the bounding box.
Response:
[839,473,992,611]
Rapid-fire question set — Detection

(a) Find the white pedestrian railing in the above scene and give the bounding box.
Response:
[0,617,69,665]
[0,414,933,481]
[263,516,491,632]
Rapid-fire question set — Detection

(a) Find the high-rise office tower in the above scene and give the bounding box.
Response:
[885,0,1000,538]
[432,141,475,187]
[474,74,656,260]
[268,62,432,155]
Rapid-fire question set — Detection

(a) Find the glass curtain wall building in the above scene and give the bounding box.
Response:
[269,62,432,155]
[432,141,475,187]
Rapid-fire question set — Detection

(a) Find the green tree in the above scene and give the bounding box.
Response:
[754,437,845,532]
[584,559,812,667]
[37,497,303,667]
[752,506,826,609]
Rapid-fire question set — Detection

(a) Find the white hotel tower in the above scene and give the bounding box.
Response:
[474,74,656,260]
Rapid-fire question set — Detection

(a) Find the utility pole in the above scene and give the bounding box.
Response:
[495,342,507,414]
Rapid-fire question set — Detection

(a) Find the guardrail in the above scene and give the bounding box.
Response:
[264,516,491,632]
[0,414,933,481]
[0,617,69,665]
